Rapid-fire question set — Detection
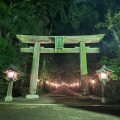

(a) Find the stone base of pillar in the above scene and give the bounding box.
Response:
[26,94,39,99]
[82,92,89,96]
[79,95,91,100]
[82,89,89,96]
[102,97,108,103]
[5,96,12,101]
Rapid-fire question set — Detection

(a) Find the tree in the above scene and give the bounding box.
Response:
[68,2,99,35]
[92,0,120,80]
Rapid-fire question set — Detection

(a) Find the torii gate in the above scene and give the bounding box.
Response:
[17,34,104,98]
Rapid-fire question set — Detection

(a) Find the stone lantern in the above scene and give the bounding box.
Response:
[96,65,114,103]
[3,65,21,101]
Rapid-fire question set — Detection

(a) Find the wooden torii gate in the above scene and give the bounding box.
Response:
[17,34,104,98]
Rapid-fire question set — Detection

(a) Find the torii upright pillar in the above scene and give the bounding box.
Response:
[80,41,89,96]
[26,42,40,98]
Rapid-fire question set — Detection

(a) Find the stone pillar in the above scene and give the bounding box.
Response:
[80,42,89,96]
[101,81,107,103]
[5,81,13,101]
[26,42,40,98]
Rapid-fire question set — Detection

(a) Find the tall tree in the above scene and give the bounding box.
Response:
[95,1,120,79]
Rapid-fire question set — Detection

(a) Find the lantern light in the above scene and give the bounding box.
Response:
[90,79,96,84]
[100,72,108,80]
[96,65,114,81]
[3,64,21,81]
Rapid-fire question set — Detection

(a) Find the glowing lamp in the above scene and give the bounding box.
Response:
[89,78,96,94]
[5,70,18,80]
[37,79,40,83]
[96,65,114,82]
[100,72,108,80]
[3,64,20,81]
[90,79,96,84]
[8,71,14,78]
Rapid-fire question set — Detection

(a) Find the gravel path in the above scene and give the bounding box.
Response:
[0,105,120,120]
[0,94,120,120]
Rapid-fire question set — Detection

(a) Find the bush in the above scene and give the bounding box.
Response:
[0,79,8,97]
[106,80,120,100]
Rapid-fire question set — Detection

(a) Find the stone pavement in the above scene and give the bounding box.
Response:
[0,94,120,120]
[0,94,117,106]
[0,96,55,105]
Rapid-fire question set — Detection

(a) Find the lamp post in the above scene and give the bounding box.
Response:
[96,65,114,103]
[90,78,96,94]
[36,79,40,94]
[3,65,20,101]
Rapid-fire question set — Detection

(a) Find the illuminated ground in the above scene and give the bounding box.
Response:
[0,104,120,120]
[0,94,120,120]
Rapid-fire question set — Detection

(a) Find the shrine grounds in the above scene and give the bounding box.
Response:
[0,95,120,120]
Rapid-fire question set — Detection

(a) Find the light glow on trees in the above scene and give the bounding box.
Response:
[45,81,81,89]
